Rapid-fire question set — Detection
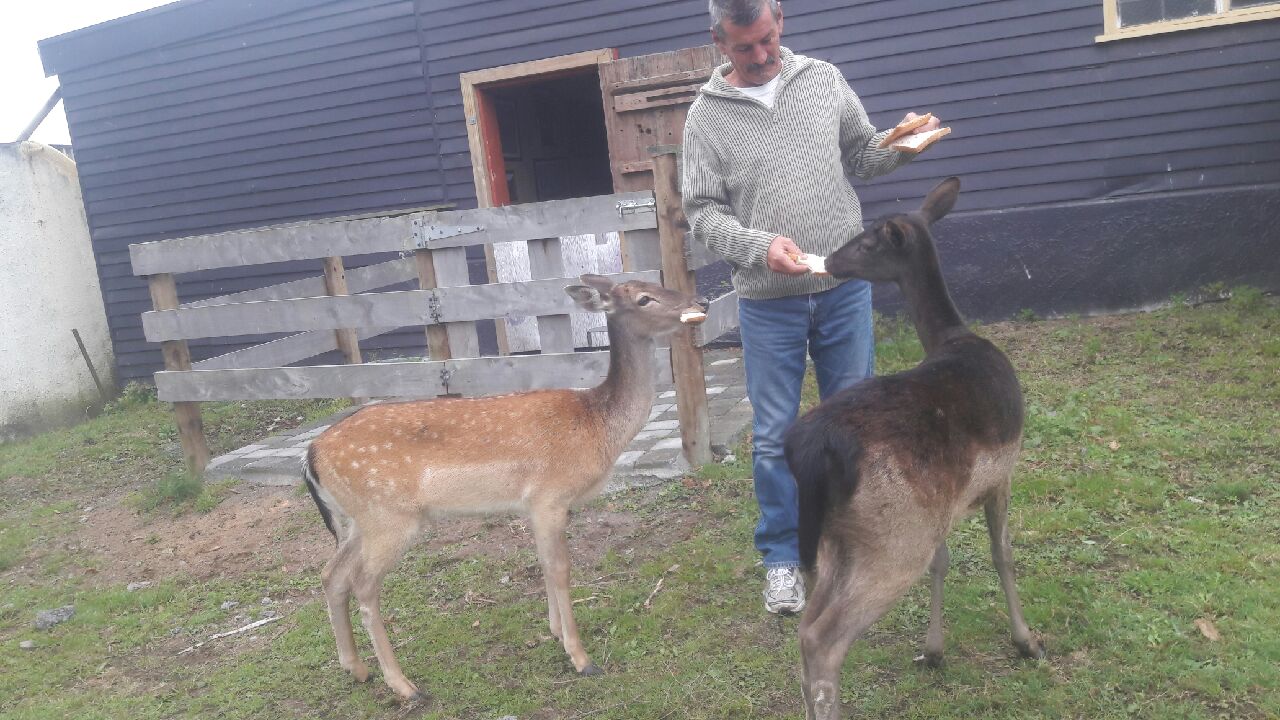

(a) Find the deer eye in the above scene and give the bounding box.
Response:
[637,295,654,307]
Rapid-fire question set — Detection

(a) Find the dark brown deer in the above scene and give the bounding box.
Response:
[304,275,705,701]
[784,178,1044,720]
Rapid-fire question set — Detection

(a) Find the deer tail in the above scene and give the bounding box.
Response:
[786,419,862,571]
[302,444,339,544]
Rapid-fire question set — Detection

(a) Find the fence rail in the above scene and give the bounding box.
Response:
[131,149,737,474]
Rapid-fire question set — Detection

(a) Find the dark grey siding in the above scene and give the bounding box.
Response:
[46,0,446,381]
[43,0,1280,381]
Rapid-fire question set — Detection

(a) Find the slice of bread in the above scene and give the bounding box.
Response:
[891,126,951,153]
[878,113,933,149]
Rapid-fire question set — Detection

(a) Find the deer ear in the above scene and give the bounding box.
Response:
[579,274,615,294]
[920,177,960,225]
[565,285,611,313]
[885,219,908,248]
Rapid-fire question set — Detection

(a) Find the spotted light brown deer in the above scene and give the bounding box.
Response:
[303,274,705,701]
[784,178,1045,720]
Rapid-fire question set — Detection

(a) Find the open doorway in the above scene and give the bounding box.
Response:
[487,72,613,204]
[461,50,621,353]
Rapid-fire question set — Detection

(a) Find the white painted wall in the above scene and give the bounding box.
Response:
[0,141,114,442]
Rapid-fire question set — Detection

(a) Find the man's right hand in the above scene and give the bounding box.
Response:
[766,236,809,276]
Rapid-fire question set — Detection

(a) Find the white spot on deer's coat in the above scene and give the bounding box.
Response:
[351,461,361,469]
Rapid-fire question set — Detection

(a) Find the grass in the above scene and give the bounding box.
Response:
[1,293,1278,719]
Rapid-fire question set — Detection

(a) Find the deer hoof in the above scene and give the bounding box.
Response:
[578,662,604,677]
[345,661,370,683]
[1016,637,1046,660]
[407,690,427,703]
[914,652,945,669]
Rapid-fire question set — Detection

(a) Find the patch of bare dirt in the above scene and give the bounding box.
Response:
[60,482,700,590]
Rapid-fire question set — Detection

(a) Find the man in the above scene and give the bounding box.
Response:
[683,0,942,614]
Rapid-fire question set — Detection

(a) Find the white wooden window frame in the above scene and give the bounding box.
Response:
[1098,0,1280,42]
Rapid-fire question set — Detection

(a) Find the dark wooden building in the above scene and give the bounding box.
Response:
[39,0,1280,382]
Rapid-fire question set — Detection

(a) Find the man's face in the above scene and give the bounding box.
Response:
[713,5,784,87]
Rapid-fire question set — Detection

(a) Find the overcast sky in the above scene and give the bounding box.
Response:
[3,0,175,145]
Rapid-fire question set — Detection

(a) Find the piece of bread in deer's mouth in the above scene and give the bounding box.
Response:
[878,113,933,149]
[891,126,951,153]
[680,310,707,324]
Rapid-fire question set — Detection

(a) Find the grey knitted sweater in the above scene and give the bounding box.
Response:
[682,48,912,300]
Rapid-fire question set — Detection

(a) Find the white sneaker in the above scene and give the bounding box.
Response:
[764,567,806,615]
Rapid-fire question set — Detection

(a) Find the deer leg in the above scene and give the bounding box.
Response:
[921,541,950,667]
[530,505,599,675]
[799,566,919,720]
[351,526,423,701]
[984,489,1045,660]
[322,534,369,682]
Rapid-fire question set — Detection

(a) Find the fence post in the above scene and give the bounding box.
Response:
[650,146,712,467]
[322,256,363,365]
[412,220,453,362]
[146,273,211,475]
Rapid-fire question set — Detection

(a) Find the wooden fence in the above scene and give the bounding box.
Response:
[131,148,739,475]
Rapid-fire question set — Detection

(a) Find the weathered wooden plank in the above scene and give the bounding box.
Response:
[142,271,661,341]
[130,193,654,276]
[527,237,574,354]
[146,273,210,473]
[129,205,450,276]
[156,362,449,402]
[614,84,703,114]
[419,191,658,250]
[694,291,739,348]
[192,326,399,371]
[323,256,363,366]
[433,246,480,359]
[445,348,673,397]
[183,257,417,309]
[619,227,663,272]
[653,149,711,466]
[156,348,673,402]
[414,248,452,361]
[609,68,713,95]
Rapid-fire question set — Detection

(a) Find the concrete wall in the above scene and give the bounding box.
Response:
[0,141,114,442]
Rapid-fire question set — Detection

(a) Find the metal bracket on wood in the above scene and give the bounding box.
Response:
[439,364,454,395]
[427,290,444,324]
[412,217,483,248]
[616,197,657,218]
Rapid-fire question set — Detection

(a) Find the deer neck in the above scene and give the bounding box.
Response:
[586,316,658,454]
[899,247,968,356]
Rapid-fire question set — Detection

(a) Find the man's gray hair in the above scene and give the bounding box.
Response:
[709,0,782,40]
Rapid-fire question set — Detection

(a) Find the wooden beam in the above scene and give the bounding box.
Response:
[433,247,481,359]
[527,237,574,353]
[414,249,452,362]
[130,194,653,277]
[146,273,210,475]
[193,326,398,371]
[322,257,363,366]
[460,48,617,88]
[694,291,739,347]
[418,192,657,249]
[652,148,712,467]
[182,256,416,309]
[141,271,661,342]
[155,348,673,402]
[129,205,450,276]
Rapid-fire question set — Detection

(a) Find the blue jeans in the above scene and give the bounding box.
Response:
[738,279,875,569]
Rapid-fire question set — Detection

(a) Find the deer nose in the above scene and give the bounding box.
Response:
[695,296,709,308]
